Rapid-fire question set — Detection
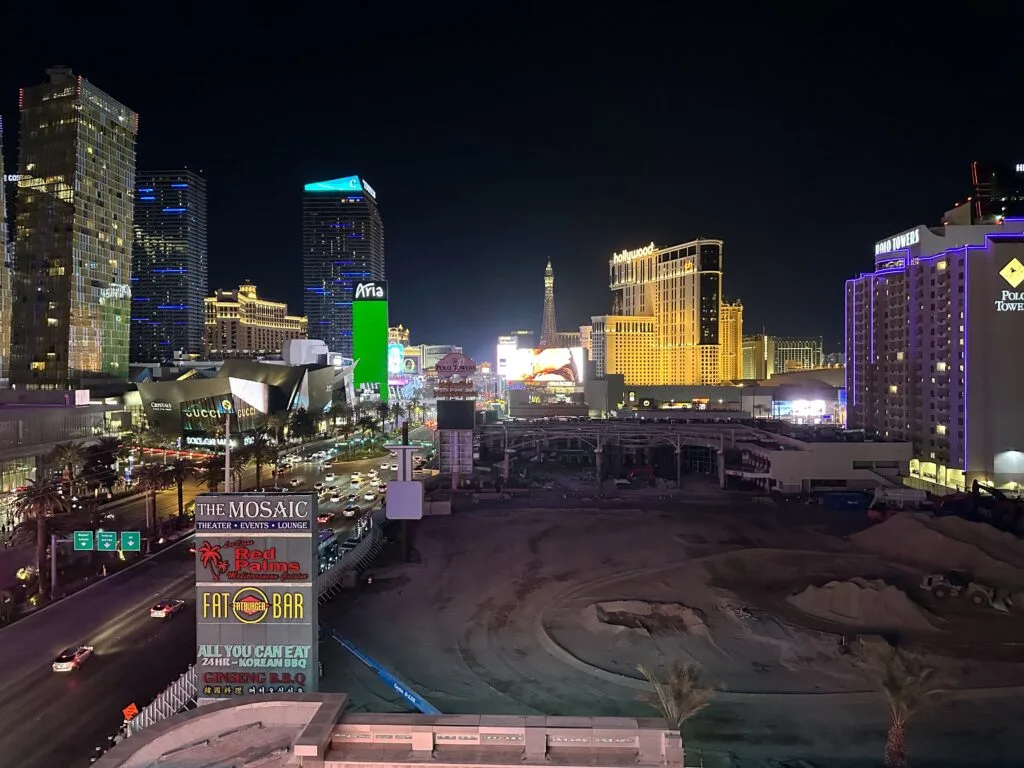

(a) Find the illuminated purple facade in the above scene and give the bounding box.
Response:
[845,222,1024,491]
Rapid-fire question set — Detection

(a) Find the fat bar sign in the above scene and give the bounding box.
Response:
[354,281,387,301]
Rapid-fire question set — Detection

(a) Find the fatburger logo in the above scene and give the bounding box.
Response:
[232,587,271,624]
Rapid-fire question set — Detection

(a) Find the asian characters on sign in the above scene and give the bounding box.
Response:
[505,347,586,385]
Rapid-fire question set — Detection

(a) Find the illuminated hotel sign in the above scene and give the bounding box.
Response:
[1016,164,1024,173]
[195,493,318,700]
[611,242,657,264]
[874,229,920,256]
[362,179,377,199]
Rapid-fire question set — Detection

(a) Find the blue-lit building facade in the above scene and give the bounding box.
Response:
[845,217,1024,494]
[130,170,208,362]
[302,176,385,357]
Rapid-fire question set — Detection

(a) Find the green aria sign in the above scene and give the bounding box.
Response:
[352,281,389,402]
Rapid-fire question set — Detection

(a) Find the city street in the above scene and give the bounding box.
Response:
[0,446,409,768]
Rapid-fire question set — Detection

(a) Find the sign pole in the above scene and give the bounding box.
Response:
[50,534,58,598]
[223,410,232,493]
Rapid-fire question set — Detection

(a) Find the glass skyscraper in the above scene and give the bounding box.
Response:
[0,116,11,382]
[302,176,384,357]
[11,67,137,385]
[131,170,208,361]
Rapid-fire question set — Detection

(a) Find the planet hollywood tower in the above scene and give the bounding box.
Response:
[11,67,138,385]
[302,176,384,358]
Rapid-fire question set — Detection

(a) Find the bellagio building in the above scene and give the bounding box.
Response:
[204,283,307,358]
[590,239,743,385]
[846,166,1024,492]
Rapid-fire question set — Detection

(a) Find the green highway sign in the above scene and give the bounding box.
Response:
[96,531,118,552]
[73,531,94,551]
[120,531,141,552]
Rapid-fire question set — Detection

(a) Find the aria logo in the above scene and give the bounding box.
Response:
[354,281,386,300]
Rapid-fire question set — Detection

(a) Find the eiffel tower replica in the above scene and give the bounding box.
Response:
[539,258,558,348]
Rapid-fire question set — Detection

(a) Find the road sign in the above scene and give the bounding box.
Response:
[96,531,118,552]
[122,702,139,721]
[120,531,141,552]
[73,531,94,551]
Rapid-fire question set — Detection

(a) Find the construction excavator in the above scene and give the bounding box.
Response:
[934,480,1024,537]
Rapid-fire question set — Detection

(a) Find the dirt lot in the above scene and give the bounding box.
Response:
[319,498,1024,768]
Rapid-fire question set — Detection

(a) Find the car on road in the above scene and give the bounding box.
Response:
[149,599,186,619]
[363,491,376,502]
[343,504,359,518]
[52,645,93,672]
[317,512,334,524]
[325,473,336,481]
[390,463,398,472]
[378,483,387,493]
[347,493,358,502]
[289,477,303,487]
[329,493,341,503]
[313,482,325,491]
[380,462,389,470]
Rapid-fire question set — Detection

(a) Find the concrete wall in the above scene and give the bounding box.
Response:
[743,439,912,493]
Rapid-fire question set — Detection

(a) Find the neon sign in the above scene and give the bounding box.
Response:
[874,229,920,256]
[611,242,657,264]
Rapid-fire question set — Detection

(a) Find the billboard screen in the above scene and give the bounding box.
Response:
[352,281,389,402]
[194,493,318,700]
[387,342,404,376]
[506,347,586,384]
[437,399,476,430]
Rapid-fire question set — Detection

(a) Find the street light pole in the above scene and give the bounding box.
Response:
[223,410,232,493]
[50,534,59,598]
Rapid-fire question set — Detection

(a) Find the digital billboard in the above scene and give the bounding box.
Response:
[352,280,389,402]
[194,493,318,701]
[387,342,404,376]
[505,347,586,385]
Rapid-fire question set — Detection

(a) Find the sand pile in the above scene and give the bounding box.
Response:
[583,600,711,636]
[926,516,1024,569]
[787,577,937,632]
[852,513,1024,588]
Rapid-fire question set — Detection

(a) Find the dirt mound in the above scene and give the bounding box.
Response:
[586,600,710,636]
[926,516,1024,569]
[852,513,1024,588]
[787,578,937,632]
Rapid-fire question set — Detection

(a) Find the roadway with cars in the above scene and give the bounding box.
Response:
[0,440,425,768]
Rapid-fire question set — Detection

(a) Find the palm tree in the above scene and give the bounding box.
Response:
[229,452,251,491]
[337,422,356,455]
[266,412,289,444]
[375,402,390,438]
[49,442,85,492]
[636,662,715,741]
[856,645,944,768]
[133,464,167,546]
[356,414,379,444]
[165,458,194,520]
[194,456,225,492]
[330,401,353,426]
[243,435,277,489]
[14,479,70,601]
[389,402,406,431]
[288,408,316,441]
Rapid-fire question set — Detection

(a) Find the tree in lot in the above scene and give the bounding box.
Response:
[194,456,225,492]
[388,402,406,431]
[375,402,390,438]
[635,662,714,746]
[266,412,289,445]
[856,644,945,768]
[14,479,70,601]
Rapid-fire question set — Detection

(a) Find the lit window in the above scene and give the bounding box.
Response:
[936,362,947,372]
[936,424,947,436]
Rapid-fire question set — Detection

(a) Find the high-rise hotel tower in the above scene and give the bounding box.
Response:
[845,172,1024,492]
[302,176,384,358]
[131,170,208,361]
[11,67,137,385]
[591,239,743,385]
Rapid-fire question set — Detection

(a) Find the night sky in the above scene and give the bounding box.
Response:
[3,7,1023,364]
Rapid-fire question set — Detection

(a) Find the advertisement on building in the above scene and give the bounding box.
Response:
[496,339,518,378]
[505,347,586,385]
[139,376,270,437]
[194,493,318,700]
[402,349,421,376]
[387,342,404,377]
[352,280,389,402]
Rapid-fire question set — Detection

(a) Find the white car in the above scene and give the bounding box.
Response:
[390,464,398,472]
[52,645,93,672]
[150,599,186,619]
[363,491,375,502]
[330,493,341,503]
[325,473,336,482]
[350,479,361,488]
[380,462,389,470]
[289,477,303,487]
[313,482,325,491]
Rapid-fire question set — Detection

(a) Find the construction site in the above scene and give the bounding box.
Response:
[319,485,1024,767]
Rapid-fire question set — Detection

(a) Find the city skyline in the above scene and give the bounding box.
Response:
[4,11,1022,364]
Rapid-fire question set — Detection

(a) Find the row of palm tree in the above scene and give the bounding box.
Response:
[636,644,943,768]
